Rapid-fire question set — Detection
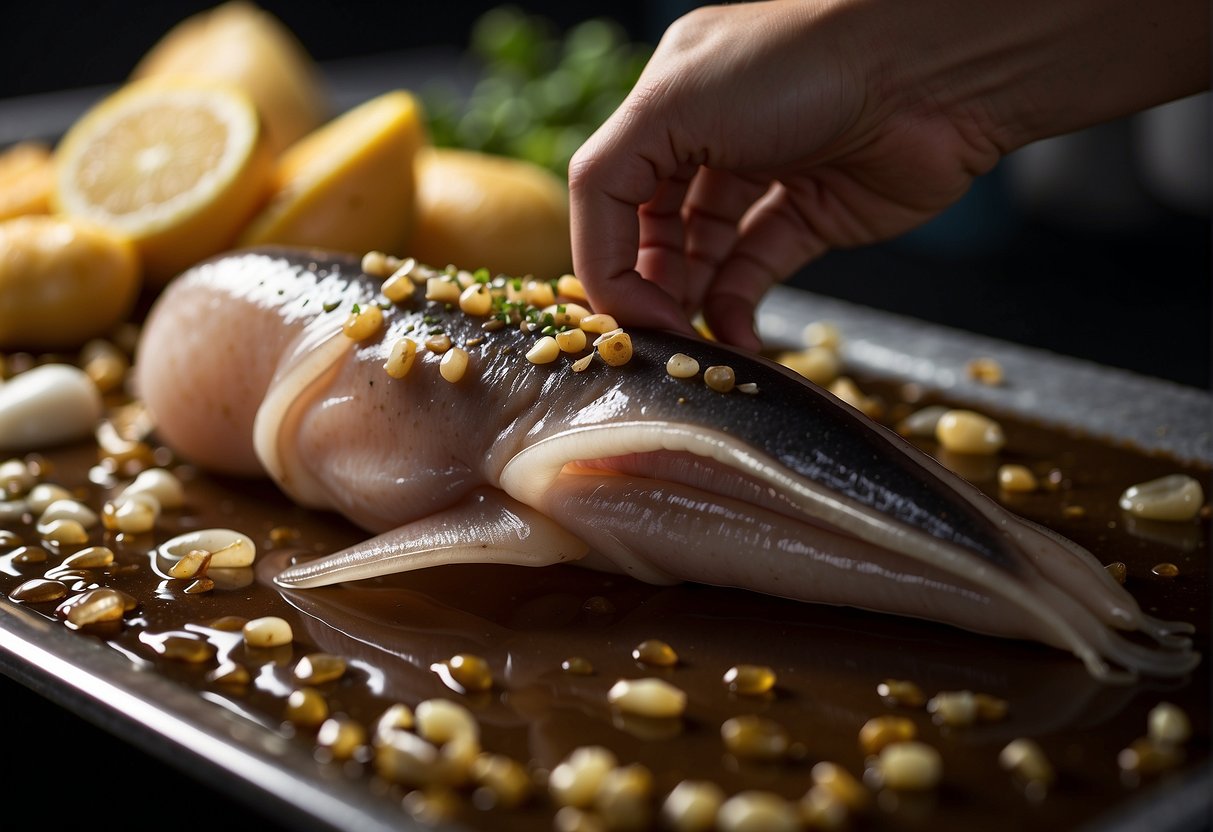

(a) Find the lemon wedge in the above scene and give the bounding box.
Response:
[239,89,427,256]
[411,147,571,279]
[130,1,329,156]
[53,79,273,284]
[0,142,54,220]
[0,215,141,350]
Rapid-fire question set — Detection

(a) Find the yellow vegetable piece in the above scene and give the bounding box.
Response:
[0,142,54,220]
[411,147,571,280]
[53,78,273,285]
[0,215,141,350]
[240,90,427,257]
[130,0,329,156]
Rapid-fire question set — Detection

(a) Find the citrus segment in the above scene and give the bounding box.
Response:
[131,0,330,156]
[0,215,141,350]
[411,146,571,279]
[239,89,426,255]
[53,79,273,284]
[0,141,54,220]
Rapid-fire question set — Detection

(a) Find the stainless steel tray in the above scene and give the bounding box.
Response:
[756,287,1212,466]
[2,285,1209,831]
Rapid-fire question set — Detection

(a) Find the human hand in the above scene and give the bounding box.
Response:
[567,0,1207,351]
[568,0,1000,350]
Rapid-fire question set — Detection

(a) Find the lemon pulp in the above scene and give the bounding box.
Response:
[54,80,272,284]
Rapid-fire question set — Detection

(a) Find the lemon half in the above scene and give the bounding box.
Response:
[53,79,273,284]
[0,215,141,350]
[411,147,571,279]
[130,0,329,156]
[239,89,427,256]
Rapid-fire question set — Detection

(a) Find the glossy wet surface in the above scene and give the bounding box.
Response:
[1,380,1208,831]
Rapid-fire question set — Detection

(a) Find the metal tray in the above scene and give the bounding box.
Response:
[2,285,1209,831]
[755,289,1212,466]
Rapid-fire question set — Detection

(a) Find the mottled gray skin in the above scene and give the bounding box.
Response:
[136,247,1198,682]
[182,248,1010,557]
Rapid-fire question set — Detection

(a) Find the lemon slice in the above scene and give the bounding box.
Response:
[130,0,329,156]
[239,89,427,256]
[53,78,273,284]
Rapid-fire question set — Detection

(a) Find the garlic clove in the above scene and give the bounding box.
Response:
[0,364,103,452]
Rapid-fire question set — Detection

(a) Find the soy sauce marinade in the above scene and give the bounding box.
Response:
[0,375,1207,832]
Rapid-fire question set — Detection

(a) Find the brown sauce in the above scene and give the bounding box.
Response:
[1,375,1208,831]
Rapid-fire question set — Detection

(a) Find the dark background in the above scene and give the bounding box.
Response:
[0,3,1210,830]
[3,0,1210,391]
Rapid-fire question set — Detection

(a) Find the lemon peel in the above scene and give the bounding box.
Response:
[53,78,273,285]
[0,142,54,220]
[239,89,427,256]
[130,0,329,156]
[411,147,571,279]
[0,215,141,350]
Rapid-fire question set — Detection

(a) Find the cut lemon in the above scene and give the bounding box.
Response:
[130,1,329,156]
[0,141,54,220]
[239,89,427,256]
[53,78,273,285]
[410,147,571,279]
[0,215,141,350]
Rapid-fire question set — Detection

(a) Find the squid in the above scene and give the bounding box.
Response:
[134,247,1198,684]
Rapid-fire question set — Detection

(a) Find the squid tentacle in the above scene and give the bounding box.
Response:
[133,248,1202,685]
[503,426,1199,684]
[1004,515,1195,646]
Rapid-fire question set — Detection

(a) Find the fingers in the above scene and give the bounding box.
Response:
[568,130,698,337]
[634,160,698,312]
[585,266,701,336]
[567,127,647,295]
[702,183,827,350]
[567,0,833,345]
[682,167,772,312]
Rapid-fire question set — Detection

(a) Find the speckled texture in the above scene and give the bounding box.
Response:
[1,287,1208,832]
[758,287,1213,465]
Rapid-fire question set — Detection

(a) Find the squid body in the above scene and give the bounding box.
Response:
[134,247,1198,683]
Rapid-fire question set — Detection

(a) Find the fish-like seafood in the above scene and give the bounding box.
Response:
[134,247,1198,683]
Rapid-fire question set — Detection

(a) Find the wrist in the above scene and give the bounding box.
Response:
[847,0,1209,154]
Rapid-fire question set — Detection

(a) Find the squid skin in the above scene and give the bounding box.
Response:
[135,247,1199,683]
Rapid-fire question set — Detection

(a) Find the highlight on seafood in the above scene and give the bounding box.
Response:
[133,247,1200,684]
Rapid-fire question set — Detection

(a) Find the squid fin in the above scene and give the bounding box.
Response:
[274,489,590,589]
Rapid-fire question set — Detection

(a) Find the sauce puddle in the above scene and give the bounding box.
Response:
[1,377,1208,831]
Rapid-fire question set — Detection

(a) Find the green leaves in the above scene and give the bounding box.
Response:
[425,6,652,178]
